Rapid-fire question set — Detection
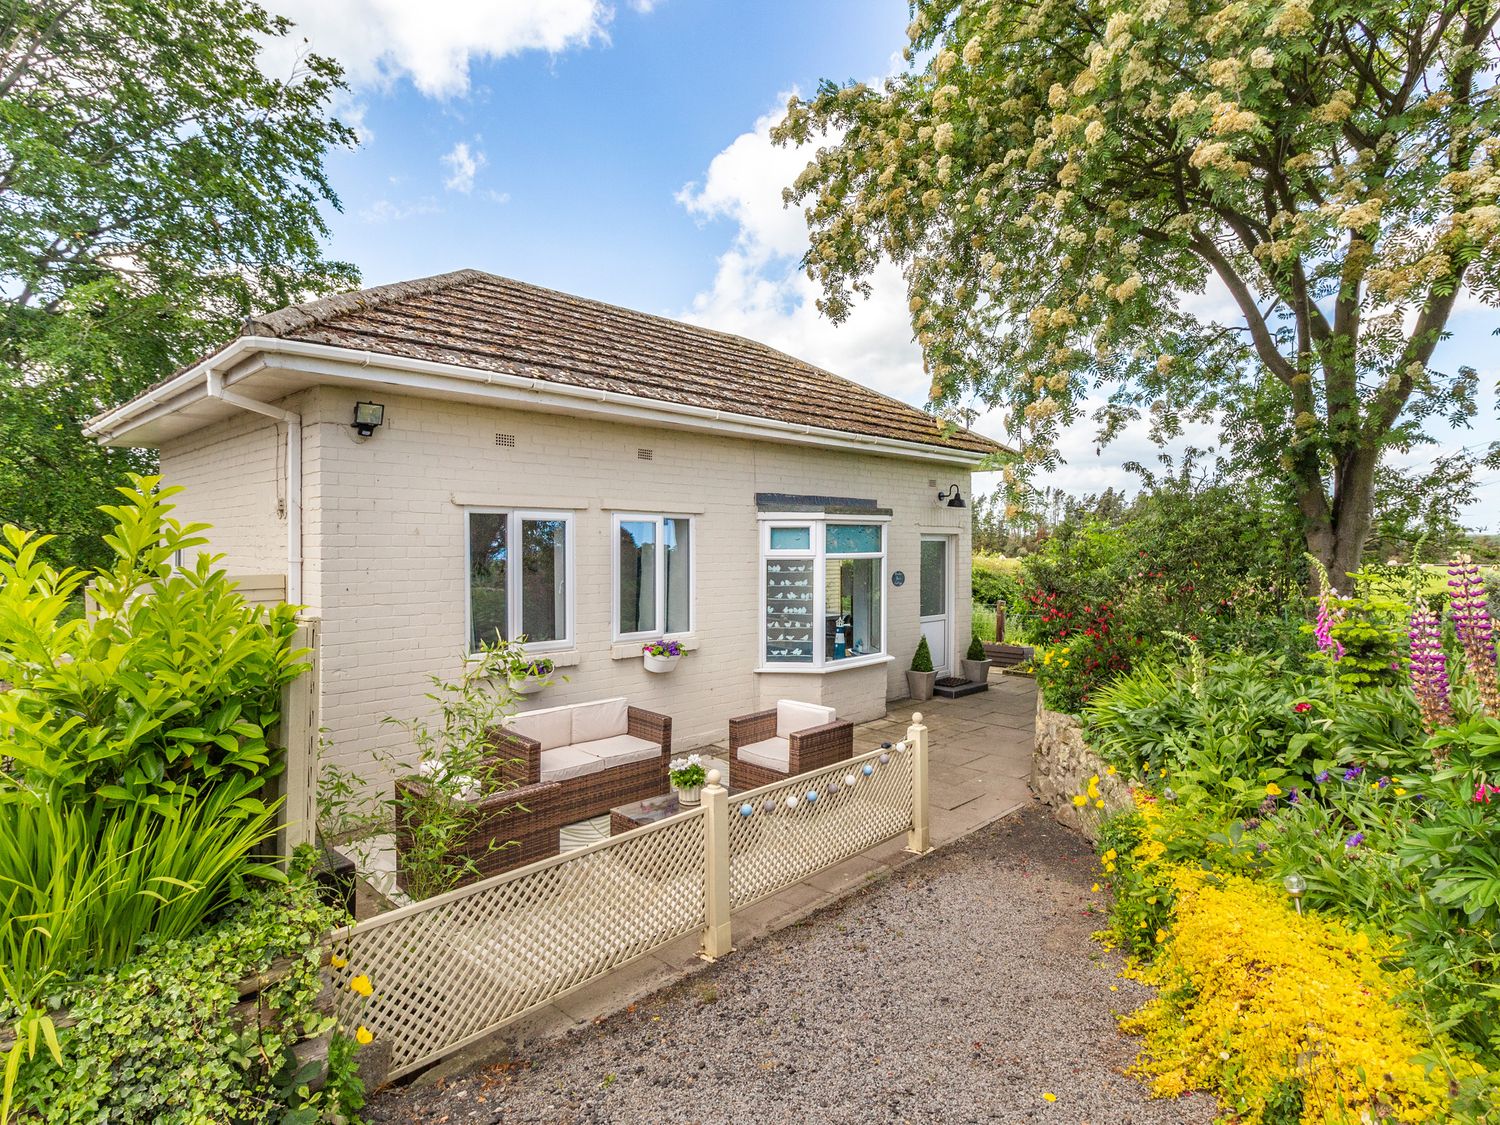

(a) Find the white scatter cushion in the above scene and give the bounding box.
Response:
[570,698,630,744]
[540,745,609,783]
[507,705,574,751]
[738,736,790,773]
[573,734,661,769]
[775,700,836,738]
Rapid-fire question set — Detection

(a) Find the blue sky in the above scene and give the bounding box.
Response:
[266,0,1499,531]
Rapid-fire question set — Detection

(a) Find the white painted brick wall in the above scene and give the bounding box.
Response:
[159,385,974,792]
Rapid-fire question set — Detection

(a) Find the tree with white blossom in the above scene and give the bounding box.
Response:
[775,0,1500,582]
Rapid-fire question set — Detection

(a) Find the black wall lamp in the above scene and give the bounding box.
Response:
[351,401,385,438]
[937,484,966,508]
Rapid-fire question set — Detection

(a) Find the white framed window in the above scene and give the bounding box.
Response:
[613,513,694,640]
[466,509,574,652]
[760,516,887,668]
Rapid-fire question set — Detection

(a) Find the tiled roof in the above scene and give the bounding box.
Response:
[239,270,1007,457]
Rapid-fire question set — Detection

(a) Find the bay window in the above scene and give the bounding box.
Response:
[615,514,693,639]
[467,509,573,651]
[762,518,886,667]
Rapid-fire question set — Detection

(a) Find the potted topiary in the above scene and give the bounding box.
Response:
[906,635,936,701]
[961,634,992,684]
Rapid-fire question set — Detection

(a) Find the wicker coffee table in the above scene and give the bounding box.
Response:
[610,756,734,834]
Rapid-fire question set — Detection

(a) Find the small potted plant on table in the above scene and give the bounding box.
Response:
[669,753,707,806]
[643,638,683,673]
[961,634,992,684]
[906,636,936,701]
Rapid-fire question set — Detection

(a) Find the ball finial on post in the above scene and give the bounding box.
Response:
[706,768,723,788]
[911,711,923,725]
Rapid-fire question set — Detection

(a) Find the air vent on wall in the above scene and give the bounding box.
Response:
[928,479,937,488]
[494,433,516,447]
[637,448,653,461]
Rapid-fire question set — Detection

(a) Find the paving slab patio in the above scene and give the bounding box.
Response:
[410,671,1041,1087]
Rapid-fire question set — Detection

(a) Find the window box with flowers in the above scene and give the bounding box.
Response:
[642,638,683,673]
[509,656,555,695]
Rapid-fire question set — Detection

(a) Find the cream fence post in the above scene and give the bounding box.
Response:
[905,712,931,854]
[274,618,320,862]
[700,769,733,958]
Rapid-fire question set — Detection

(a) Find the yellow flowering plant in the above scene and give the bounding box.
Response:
[1122,870,1472,1125]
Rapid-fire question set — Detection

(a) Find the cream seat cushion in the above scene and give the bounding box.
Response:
[539,745,609,783]
[738,736,790,773]
[573,733,661,769]
[775,700,836,738]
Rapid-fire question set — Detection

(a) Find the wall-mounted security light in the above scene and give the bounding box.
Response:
[937,484,966,508]
[351,401,385,438]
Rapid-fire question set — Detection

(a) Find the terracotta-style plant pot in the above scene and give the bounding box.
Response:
[906,669,936,701]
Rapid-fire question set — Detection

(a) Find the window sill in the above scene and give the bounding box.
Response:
[610,635,699,660]
[753,654,895,675]
[472,648,581,669]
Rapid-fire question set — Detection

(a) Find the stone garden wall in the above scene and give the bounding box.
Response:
[1031,703,1131,841]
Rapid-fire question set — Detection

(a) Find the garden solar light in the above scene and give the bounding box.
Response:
[351,400,385,437]
[937,483,965,508]
[1283,873,1306,914]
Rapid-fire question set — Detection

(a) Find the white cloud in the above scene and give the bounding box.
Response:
[441,141,486,193]
[359,197,442,223]
[262,0,627,98]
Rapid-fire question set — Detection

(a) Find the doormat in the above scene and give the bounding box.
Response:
[933,676,988,699]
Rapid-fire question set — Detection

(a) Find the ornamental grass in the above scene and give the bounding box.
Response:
[1121,869,1468,1125]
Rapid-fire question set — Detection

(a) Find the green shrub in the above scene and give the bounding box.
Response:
[0,476,307,813]
[965,634,985,660]
[910,635,933,673]
[7,876,361,1124]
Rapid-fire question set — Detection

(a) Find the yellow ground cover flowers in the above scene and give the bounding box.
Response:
[1121,868,1466,1124]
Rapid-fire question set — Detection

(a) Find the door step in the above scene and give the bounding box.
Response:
[932,677,988,699]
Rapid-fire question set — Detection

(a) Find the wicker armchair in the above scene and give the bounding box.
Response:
[728,700,855,790]
[394,769,564,893]
[486,702,672,823]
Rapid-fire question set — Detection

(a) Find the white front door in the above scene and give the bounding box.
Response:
[919,535,952,675]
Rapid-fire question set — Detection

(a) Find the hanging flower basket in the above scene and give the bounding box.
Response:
[642,639,683,674]
[508,657,554,695]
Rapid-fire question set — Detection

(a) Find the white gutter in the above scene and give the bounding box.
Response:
[86,335,1002,467]
[204,368,303,606]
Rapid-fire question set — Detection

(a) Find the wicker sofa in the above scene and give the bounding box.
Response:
[489,698,673,822]
[393,773,564,893]
[728,700,855,790]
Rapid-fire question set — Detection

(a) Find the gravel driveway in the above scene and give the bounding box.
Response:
[366,808,1216,1124]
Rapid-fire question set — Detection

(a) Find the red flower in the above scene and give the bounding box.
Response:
[1294,701,1311,713]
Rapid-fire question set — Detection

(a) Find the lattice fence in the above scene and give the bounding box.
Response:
[328,808,708,1078]
[726,742,916,910]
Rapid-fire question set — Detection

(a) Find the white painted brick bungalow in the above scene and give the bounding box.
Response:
[85,270,1007,786]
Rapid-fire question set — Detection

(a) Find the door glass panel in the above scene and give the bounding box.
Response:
[469,512,507,648]
[520,518,567,642]
[920,538,947,618]
[618,519,657,634]
[664,517,691,633]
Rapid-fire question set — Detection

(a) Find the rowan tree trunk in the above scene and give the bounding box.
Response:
[1297,444,1378,591]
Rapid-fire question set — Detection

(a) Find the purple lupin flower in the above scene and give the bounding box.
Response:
[1448,555,1500,717]
[1407,606,1455,732]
